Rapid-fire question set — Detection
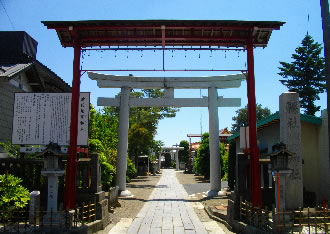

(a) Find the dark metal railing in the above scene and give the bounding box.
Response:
[0,202,96,233]
[240,199,329,233]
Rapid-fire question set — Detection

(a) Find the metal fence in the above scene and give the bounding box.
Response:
[240,199,329,233]
[0,202,96,233]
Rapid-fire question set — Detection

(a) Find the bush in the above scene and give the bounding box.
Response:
[0,174,30,212]
[126,157,137,182]
[88,139,105,153]
[194,133,210,179]
[193,133,226,180]
[100,161,115,190]
[228,141,236,190]
[170,160,176,169]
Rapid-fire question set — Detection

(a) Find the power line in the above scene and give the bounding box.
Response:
[0,0,15,30]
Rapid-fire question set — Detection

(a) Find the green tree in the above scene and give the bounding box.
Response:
[278,34,326,115]
[128,89,179,163]
[150,140,164,156]
[89,105,119,151]
[178,140,189,164]
[0,174,30,212]
[193,133,225,180]
[228,141,236,191]
[221,143,229,180]
[88,89,178,187]
[231,104,271,133]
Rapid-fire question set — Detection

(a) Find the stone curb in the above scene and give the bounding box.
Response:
[205,206,270,234]
[204,206,233,231]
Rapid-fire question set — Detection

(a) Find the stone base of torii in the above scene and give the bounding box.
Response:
[88,72,244,197]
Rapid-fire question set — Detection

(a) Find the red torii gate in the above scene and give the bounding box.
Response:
[42,20,284,209]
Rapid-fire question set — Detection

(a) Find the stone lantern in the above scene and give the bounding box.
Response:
[269,142,294,212]
[270,142,293,171]
[39,143,65,223]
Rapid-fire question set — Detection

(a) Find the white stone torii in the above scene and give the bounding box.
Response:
[159,146,184,171]
[88,72,244,197]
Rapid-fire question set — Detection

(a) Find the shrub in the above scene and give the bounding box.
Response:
[228,141,236,190]
[126,157,136,182]
[0,174,30,212]
[100,161,115,190]
[88,139,105,153]
[193,133,226,180]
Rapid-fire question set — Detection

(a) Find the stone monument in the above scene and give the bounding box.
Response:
[279,92,303,209]
[29,191,40,225]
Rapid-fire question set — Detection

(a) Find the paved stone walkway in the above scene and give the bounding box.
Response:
[109,169,225,233]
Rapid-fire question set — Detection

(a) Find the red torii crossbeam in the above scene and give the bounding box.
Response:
[42,19,284,209]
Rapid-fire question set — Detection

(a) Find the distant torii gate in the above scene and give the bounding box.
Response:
[159,146,184,171]
[88,72,243,196]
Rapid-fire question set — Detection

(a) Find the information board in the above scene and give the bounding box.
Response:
[12,93,90,146]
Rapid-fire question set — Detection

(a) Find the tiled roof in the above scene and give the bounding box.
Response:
[0,60,71,92]
[0,63,33,79]
[42,20,285,48]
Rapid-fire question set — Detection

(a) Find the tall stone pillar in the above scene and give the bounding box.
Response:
[175,150,179,170]
[207,87,221,196]
[158,152,162,171]
[279,92,303,209]
[318,110,330,202]
[116,87,131,197]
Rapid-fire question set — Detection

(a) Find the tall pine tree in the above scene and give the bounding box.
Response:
[278,34,326,115]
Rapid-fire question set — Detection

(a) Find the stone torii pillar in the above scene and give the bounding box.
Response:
[116,87,131,197]
[207,87,221,196]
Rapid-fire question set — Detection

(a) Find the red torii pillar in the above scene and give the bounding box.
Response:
[246,30,262,208]
[64,29,81,209]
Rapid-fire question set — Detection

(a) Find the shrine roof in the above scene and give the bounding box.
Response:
[228,112,322,141]
[0,60,71,92]
[42,20,285,48]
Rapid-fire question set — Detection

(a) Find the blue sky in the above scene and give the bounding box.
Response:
[0,0,327,146]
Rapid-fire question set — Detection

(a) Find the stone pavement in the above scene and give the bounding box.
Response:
[109,169,225,233]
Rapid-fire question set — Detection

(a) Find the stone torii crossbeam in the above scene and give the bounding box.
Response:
[88,71,244,197]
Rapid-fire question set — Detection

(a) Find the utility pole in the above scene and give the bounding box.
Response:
[320,0,330,168]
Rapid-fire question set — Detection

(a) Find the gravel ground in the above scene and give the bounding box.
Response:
[176,171,232,233]
[100,170,233,233]
[112,174,162,223]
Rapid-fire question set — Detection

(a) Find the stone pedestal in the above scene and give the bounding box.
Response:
[39,149,65,224]
[279,92,303,209]
[41,170,65,223]
[273,170,292,211]
[235,153,249,195]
